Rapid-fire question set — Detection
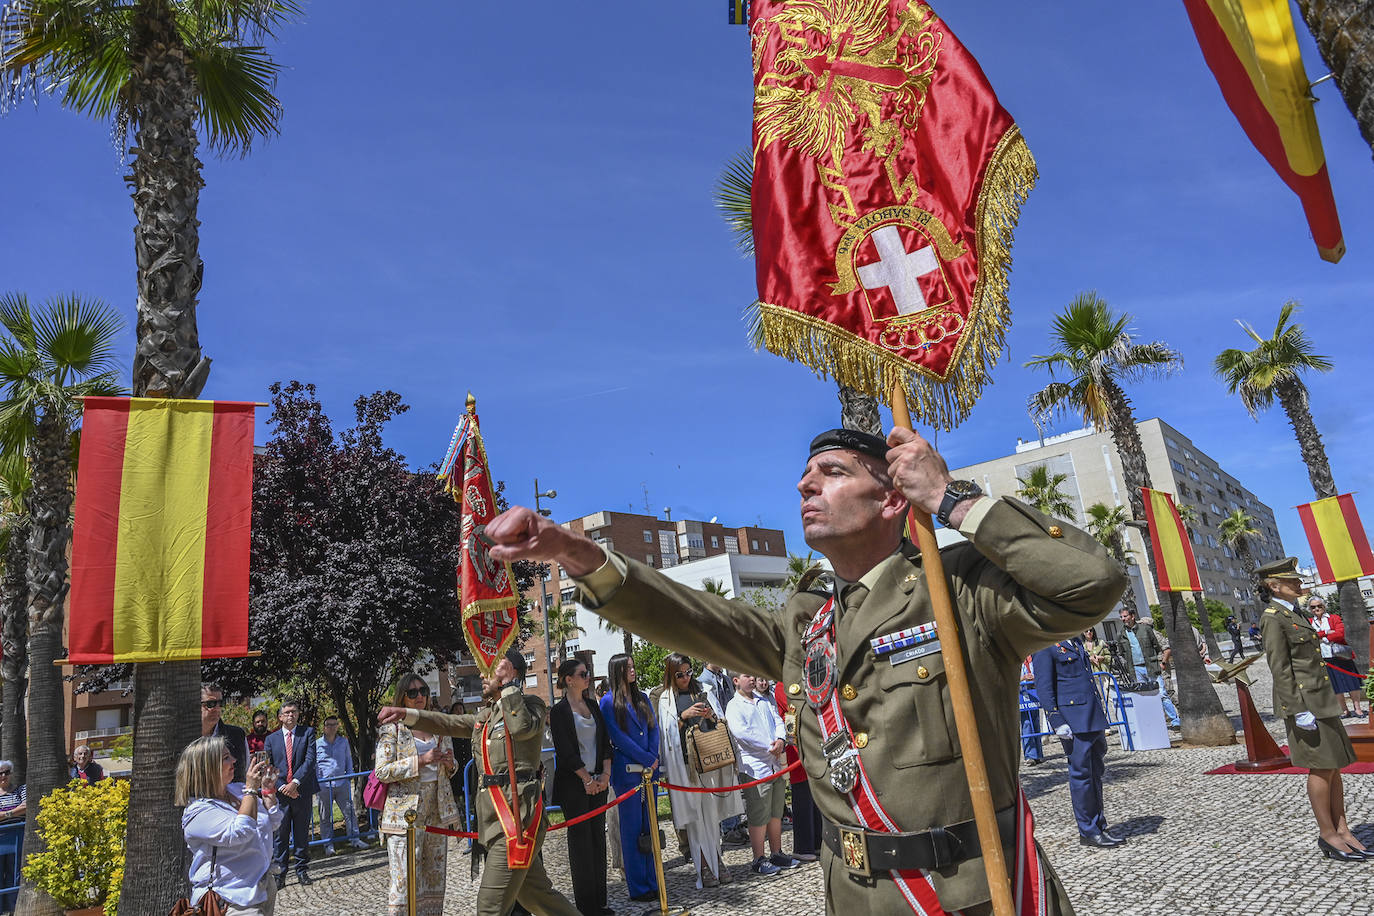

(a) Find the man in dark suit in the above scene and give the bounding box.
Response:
[1032,638,1125,849]
[201,683,248,784]
[265,699,317,887]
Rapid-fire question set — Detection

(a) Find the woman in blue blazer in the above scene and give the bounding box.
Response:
[599,653,659,901]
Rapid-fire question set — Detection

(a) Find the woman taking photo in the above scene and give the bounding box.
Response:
[178,736,282,914]
[1082,627,1111,672]
[551,658,613,915]
[599,653,659,902]
[658,654,742,888]
[1308,596,1367,718]
[376,674,461,916]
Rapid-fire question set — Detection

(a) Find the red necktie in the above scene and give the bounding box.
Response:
[285,730,295,782]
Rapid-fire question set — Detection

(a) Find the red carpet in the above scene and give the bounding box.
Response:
[1205,747,1374,775]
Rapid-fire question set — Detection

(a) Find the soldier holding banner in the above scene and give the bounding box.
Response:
[484,427,1126,915]
[379,648,580,916]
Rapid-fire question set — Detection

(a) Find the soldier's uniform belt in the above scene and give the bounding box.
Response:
[480,768,540,788]
[822,806,1017,873]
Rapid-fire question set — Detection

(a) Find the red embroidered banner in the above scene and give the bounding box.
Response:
[750,0,1036,428]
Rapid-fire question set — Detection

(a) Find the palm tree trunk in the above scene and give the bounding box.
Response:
[622,630,634,657]
[1237,542,1263,624]
[121,5,213,912]
[1338,580,1370,679]
[0,526,28,783]
[1159,593,1234,745]
[1194,594,1224,661]
[1101,378,1151,520]
[15,414,73,916]
[1293,0,1374,160]
[837,385,882,435]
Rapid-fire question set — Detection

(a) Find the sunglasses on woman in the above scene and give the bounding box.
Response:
[406,688,429,699]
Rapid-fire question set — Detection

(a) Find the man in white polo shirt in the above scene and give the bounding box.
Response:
[726,672,800,877]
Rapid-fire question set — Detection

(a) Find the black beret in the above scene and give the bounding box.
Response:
[505,646,528,680]
[808,428,889,463]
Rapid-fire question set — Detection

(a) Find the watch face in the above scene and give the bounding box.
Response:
[948,480,981,499]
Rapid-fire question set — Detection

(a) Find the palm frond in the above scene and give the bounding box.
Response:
[32,292,124,380]
[190,41,283,155]
[714,149,754,257]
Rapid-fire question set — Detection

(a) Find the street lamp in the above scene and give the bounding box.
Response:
[534,479,557,702]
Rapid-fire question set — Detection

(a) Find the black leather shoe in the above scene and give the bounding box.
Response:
[297,871,312,886]
[1099,829,1126,845]
[274,873,287,890]
[1318,838,1365,862]
[1023,758,1041,767]
[630,892,658,902]
[1078,832,1123,848]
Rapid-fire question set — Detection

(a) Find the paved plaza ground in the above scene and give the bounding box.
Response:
[281,659,1374,915]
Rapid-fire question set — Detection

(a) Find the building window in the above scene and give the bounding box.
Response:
[1170,459,1185,473]
[1207,535,1218,548]
[764,540,770,551]
[751,539,759,550]
[544,594,554,609]
[1166,437,1180,450]
[724,536,739,554]
[561,587,576,603]
[646,554,655,565]
[643,530,653,543]
[711,535,719,548]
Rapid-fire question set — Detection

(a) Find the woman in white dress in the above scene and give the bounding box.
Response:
[656,653,743,888]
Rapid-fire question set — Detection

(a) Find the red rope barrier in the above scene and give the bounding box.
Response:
[661,759,801,793]
[548,784,641,832]
[422,783,643,838]
[1327,659,1366,679]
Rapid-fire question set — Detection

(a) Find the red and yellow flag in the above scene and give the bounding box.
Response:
[1296,494,1374,584]
[68,398,255,664]
[1142,488,1203,592]
[438,396,519,677]
[749,0,1036,428]
[1181,0,1344,262]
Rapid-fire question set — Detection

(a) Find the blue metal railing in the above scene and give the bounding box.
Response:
[0,820,23,911]
[1017,670,1133,752]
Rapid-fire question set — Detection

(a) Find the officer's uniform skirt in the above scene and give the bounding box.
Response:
[1286,715,1357,770]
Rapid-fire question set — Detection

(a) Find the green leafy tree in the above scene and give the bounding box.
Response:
[1084,502,1139,620]
[1218,509,1263,621]
[715,151,882,434]
[631,639,673,696]
[0,450,31,782]
[0,293,123,914]
[1014,464,1076,520]
[1026,292,1232,745]
[701,578,732,598]
[546,603,586,666]
[1213,302,1368,674]
[784,551,826,593]
[2,5,303,911]
[23,777,129,916]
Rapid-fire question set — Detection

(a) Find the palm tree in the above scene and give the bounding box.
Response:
[1292,1,1374,159]
[1213,301,1368,672]
[1218,508,1262,622]
[716,151,883,435]
[2,7,301,910]
[784,551,826,594]
[0,293,123,915]
[1084,502,1139,620]
[545,603,586,666]
[1173,503,1223,661]
[701,578,732,599]
[1026,293,1233,746]
[1014,464,1076,520]
[0,450,30,783]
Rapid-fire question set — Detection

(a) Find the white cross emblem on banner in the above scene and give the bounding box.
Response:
[856,225,940,315]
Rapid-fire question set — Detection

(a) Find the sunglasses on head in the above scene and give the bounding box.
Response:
[406,687,429,699]
[201,699,223,709]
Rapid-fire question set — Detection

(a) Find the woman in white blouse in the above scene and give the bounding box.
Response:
[375,673,460,916]
[178,736,283,915]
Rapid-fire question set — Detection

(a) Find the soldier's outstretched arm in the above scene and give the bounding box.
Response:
[378,706,478,739]
[487,507,786,679]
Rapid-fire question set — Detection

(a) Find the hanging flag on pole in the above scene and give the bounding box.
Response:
[727,0,749,25]
[1181,0,1345,262]
[1296,494,1374,584]
[438,393,521,677]
[68,397,255,664]
[748,0,1037,428]
[1142,487,1204,592]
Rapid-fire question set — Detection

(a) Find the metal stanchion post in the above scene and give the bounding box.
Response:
[405,808,418,916]
[640,769,688,916]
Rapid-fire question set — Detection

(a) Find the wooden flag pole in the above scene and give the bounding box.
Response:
[891,386,1015,916]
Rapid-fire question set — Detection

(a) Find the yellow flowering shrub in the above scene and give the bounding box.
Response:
[23,778,129,914]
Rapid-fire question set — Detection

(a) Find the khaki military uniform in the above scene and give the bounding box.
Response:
[404,687,579,916]
[578,496,1126,915]
[1259,600,1356,771]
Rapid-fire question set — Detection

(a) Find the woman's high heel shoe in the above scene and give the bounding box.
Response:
[1318,837,1365,862]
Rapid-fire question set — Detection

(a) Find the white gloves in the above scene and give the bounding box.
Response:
[1055,724,1073,738]
[1294,711,1318,730]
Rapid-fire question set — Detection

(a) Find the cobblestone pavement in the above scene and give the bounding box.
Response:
[280,661,1374,915]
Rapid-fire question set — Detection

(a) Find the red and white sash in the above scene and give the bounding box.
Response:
[807,597,1049,916]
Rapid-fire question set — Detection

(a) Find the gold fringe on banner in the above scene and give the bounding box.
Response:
[749,127,1038,431]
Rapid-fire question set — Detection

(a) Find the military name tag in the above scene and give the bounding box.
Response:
[889,640,941,667]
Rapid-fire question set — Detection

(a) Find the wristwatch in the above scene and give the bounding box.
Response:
[936,480,983,527]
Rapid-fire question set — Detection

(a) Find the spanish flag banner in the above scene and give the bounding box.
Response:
[438,395,520,677]
[68,398,255,664]
[1181,0,1344,262]
[1142,488,1203,592]
[1296,494,1374,584]
[749,0,1036,429]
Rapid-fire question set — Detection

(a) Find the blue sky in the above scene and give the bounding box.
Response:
[4,1,1372,567]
